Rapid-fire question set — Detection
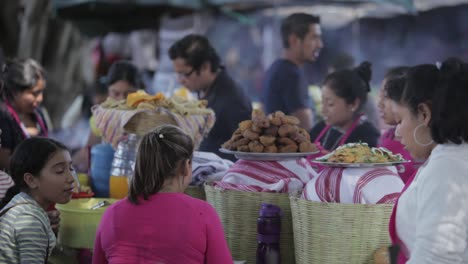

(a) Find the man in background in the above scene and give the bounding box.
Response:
[263,13,324,132]
[169,34,252,160]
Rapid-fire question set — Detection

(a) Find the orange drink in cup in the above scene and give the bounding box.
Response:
[109,175,129,199]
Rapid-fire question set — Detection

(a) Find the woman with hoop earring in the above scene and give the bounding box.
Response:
[389,58,468,263]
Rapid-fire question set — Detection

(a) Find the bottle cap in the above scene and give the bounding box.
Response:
[259,203,282,217]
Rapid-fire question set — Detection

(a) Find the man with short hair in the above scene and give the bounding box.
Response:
[263,13,324,132]
[169,34,252,160]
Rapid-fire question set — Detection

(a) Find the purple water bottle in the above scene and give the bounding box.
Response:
[256,203,281,264]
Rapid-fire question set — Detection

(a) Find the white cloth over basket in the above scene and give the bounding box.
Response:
[302,166,404,204]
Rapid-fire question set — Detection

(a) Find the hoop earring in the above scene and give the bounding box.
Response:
[413,124,433,147]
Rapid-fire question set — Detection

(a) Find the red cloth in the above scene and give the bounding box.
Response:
[92,193,232,264]
[388,170,418,263]
[378,128,417,183]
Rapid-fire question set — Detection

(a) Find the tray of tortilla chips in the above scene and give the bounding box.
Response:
[313,142,409,167]
[92,90,215,148]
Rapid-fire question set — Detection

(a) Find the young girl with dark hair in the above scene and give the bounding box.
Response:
[93,125,232,264]
[0,58,48,170]
[0,137,75,263]
[389,58,468,263]
[310,61,380,152]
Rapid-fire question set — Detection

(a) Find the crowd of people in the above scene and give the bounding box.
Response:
[0,11,467,264]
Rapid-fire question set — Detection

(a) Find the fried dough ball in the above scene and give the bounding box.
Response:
[242,129,260,140]
[264,145,278,153]
[239,120,253,132]
[253,116,270,128]
[299,141,317,153]
[264,126,279,137]
[248,140,264,153]
[281,115,300,126]
[292,131,308,144]
[274,111,285,118]
[278,137,296,146]
[221,141,233,150]
[278,124,298,137]
[232,137,250,148]
[259,135,276,146]
[237,145,250,152]
[269,115,282,126]
[298,128,311,141]
[251,124,263,133]
[279,144,298,153]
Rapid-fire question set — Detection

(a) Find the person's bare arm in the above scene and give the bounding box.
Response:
[291,108,313,132]
[0,148,11,171]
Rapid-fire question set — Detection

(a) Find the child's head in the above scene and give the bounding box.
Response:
[321,61,372,128]
[106,60,144,100]
[9,137,75,208]
[129,125,194,204]
[378,66,409,126]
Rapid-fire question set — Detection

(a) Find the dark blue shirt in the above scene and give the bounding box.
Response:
[263,59,313,115]
[199,70,252,161]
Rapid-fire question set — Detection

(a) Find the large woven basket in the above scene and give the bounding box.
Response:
[184,185,206,200]
[290,195,393,264]
[204,184,295,264]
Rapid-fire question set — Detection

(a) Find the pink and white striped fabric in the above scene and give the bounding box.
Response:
[302,166,404,204]
[213,158,319,193]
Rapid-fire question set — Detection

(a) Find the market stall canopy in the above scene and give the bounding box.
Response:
[258,0,468,29]
[52,0,204,36]
[52,0,468,34]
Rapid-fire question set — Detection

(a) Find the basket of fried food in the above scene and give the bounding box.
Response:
[221,109,317,154]
[315,142,406,164]
[92,90,215,148]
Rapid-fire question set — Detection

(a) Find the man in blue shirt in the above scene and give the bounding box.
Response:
[263,13,324,132]
[169,35,252,160]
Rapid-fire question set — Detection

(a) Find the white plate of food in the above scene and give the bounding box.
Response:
[219,148,319,161]
[313,142,409,167]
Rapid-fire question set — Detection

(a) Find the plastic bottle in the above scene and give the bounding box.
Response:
[256,203,282,264]
[109,134,139,199]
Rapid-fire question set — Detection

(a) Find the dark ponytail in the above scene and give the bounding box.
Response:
[431,58,468,144]
[323,61,372,112]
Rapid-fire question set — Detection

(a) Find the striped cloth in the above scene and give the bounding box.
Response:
[302,166,404,204]
[213,158,319,193]
[0,192,55,264]
[92,105,215,148]
[190,151,233,186]
[0,171,14,200]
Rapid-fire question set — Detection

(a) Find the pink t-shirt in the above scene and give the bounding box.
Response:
[379,128,417,183]
[93,193,232,264]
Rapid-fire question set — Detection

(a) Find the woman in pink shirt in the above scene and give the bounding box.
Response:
[93,125,232,264]
[377,67,417,183]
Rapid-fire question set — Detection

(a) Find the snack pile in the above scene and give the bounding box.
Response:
[222,109,317,153]
[101,90,213,116]
[316,143,405,163]
[92,90,215,148]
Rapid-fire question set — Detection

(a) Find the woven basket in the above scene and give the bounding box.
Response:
[123,111,177,136]
[289,195,393,264]
[184,185,206,200]
[204,184,295,264]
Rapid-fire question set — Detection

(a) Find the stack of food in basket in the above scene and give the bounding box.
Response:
[92,90,215,148]
[215,109,319,193]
